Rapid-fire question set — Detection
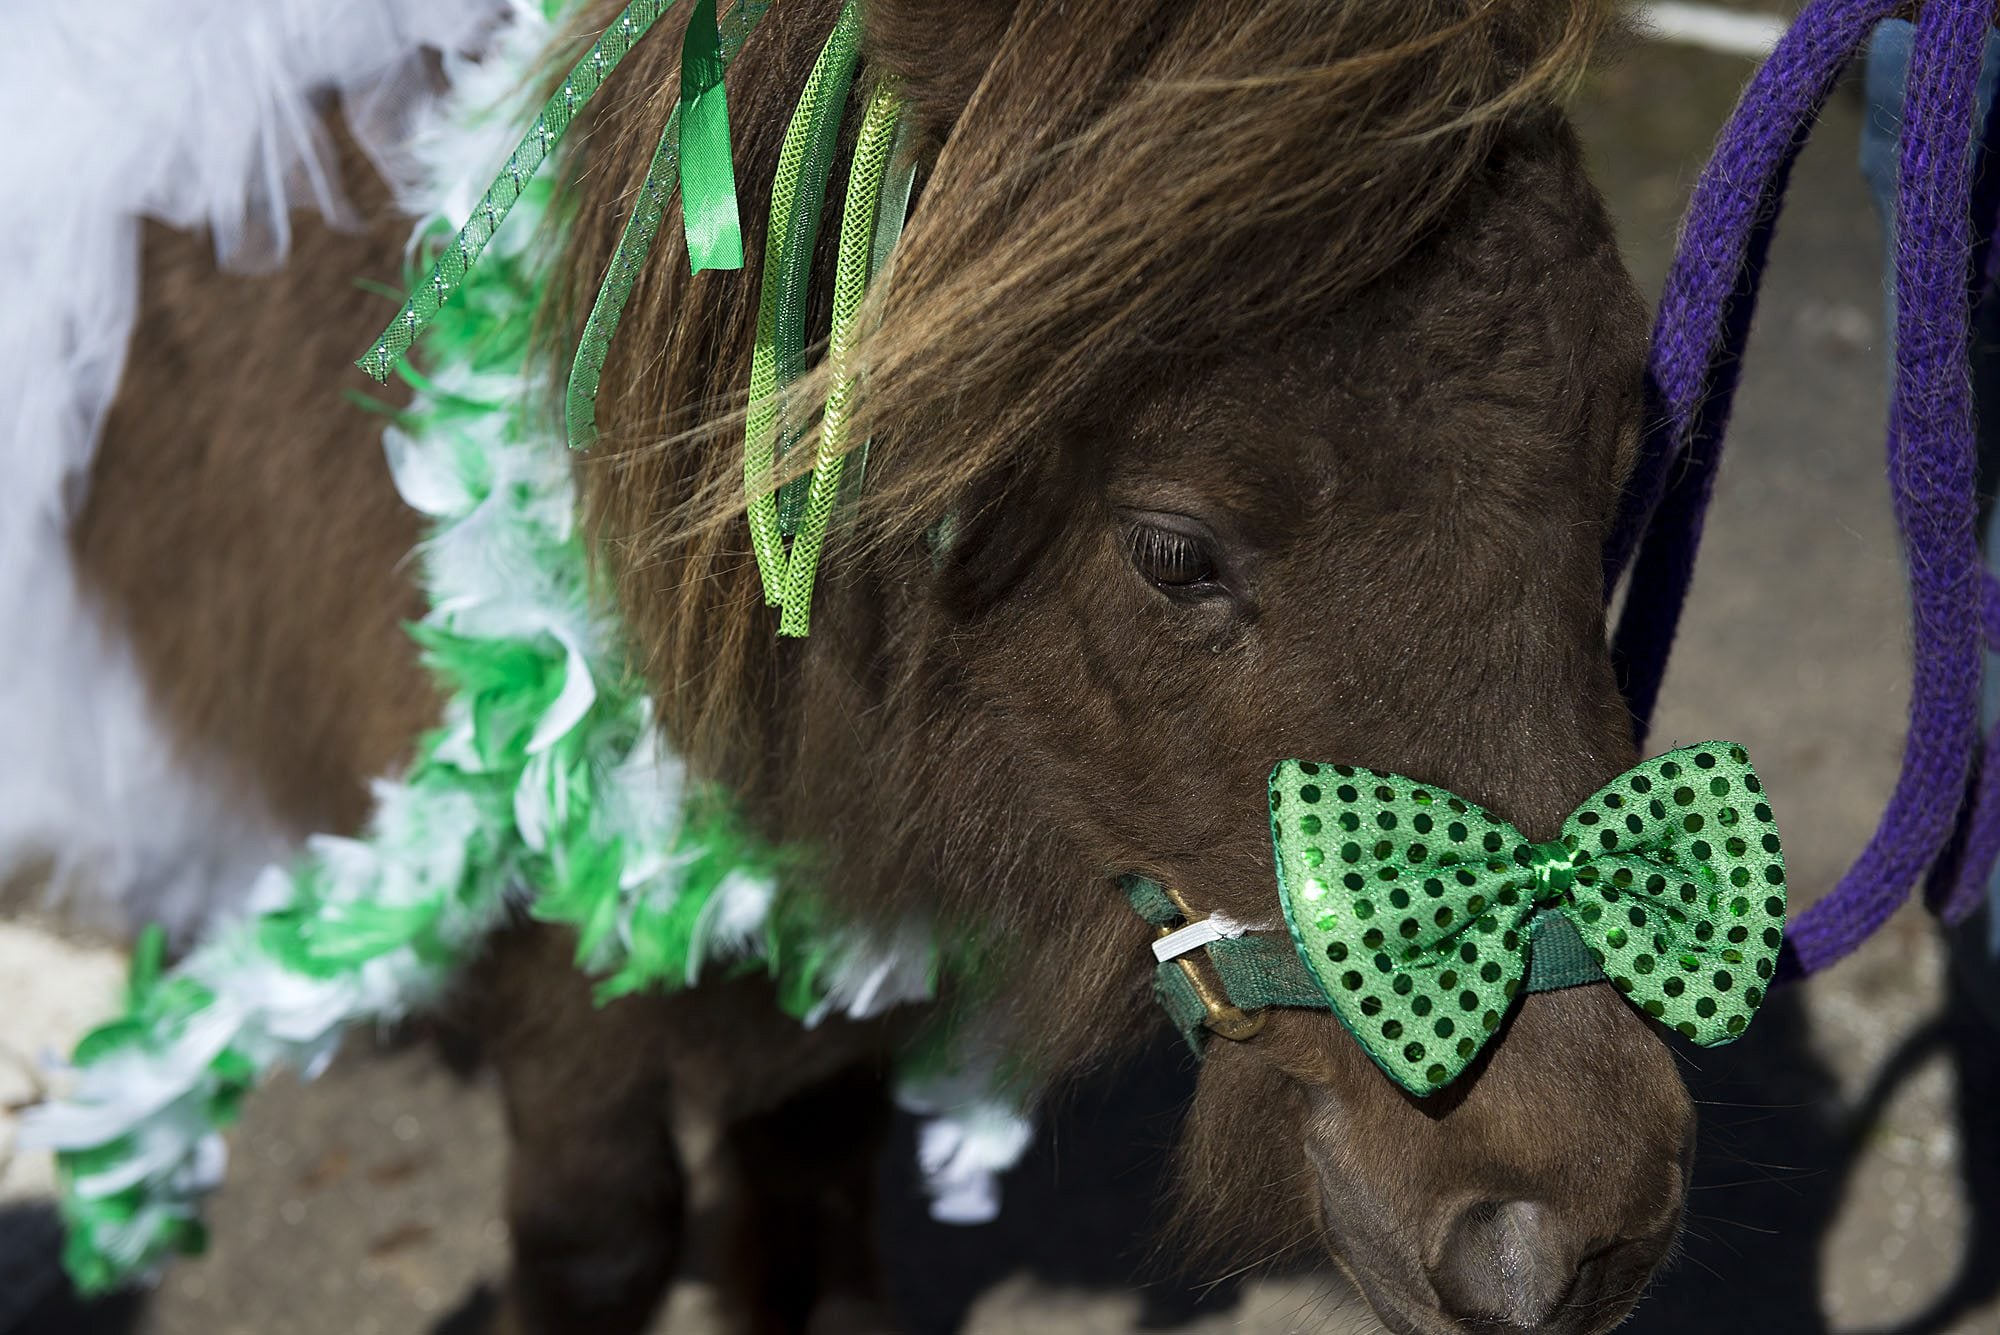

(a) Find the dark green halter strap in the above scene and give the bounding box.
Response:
[1124,876,1322,1055]
[1123,876,1603,1057]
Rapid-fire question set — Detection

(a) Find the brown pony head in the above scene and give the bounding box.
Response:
[560,1,1690,1330]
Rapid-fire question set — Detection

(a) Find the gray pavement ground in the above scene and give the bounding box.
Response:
[6,22,1999,1335]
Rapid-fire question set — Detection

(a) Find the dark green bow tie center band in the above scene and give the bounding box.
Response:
[1134,742,1786,1096]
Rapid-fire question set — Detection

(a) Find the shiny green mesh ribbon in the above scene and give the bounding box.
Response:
[773,81,904,636]
[762,7,861,541]
[735,6,906,634]
[1271,742,1786,1095]
[741,2,862,609]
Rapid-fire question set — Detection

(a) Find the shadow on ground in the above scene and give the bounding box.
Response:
[12,978,1996,1335]
[871,1034,1258,1335]
[5,1205,143,1335]
[431,1032,1274,1335]
[1629,938,2000,1335]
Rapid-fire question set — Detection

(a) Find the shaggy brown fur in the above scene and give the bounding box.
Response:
[75,2,1698,1333]
[564,0,1612,771]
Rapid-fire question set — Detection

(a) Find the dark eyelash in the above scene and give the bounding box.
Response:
[1128,524,1216,587]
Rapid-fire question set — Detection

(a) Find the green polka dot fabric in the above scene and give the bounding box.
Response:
[1270,743,1786,1096]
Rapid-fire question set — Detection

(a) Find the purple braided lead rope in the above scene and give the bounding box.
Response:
[1613,0,1990,978]
[1928,71,2000,926]
[1855,0,1988,954]
[1607,0,1896,711]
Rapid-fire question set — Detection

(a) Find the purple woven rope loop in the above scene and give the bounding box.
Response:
[1612,0,1992,977]
[1936,91,2000,927]
[1607,0,1901,584]
[1783,0,1987,974]
[1608,0,1899,739]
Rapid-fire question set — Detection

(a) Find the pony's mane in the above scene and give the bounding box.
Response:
[551,0,1612,775]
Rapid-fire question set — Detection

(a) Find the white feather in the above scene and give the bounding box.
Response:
[805,922,939,1028]
[899,1057,1039,1227]
[680,871,778,985]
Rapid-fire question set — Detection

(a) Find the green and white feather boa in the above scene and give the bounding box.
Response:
[21,0,1030,1291]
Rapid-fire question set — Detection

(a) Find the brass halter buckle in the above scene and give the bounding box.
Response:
[1156,884,1267,1042]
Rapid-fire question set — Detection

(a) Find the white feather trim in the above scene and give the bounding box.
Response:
[7,0,1038,1253]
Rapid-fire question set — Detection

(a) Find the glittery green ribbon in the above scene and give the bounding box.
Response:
[1270,742,1787,1095]
[359,0,769,389]
[357,0,685,383]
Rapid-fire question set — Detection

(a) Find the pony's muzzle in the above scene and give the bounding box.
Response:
[1297,983,1694,1335]
[1427,1197,1668,1331]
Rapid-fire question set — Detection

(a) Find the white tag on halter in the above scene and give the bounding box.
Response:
[1151,912,1256,963]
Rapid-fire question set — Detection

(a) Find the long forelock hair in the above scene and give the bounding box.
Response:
[550,0,1613,780]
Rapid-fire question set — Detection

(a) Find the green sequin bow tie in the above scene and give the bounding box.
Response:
[1267,742,1786,1095]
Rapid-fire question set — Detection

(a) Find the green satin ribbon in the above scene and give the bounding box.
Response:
[1270,742,1786,1095]
[839,111,919,503]
[678,0,744,272]
[566,2,768,448]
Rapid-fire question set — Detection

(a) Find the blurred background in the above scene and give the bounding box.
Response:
[3,3,1995,1332]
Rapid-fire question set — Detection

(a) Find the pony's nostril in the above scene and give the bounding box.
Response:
[1430,1199,1577,1329]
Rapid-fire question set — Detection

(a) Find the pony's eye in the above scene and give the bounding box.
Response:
[1127,521,1217,590]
